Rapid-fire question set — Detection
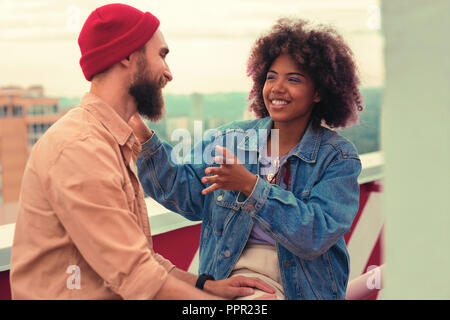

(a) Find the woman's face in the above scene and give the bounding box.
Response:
[262,53,320,125]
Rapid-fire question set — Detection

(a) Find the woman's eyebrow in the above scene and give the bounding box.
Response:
[268,70,305,77]
[287,72,305,77]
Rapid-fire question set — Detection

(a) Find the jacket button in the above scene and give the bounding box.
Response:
[217,195,223,201]
[224,250,231,258]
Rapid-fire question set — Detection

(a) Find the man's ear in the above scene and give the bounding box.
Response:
[120,56,131,67]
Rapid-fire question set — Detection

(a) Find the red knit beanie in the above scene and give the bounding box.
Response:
[78,3,160,81]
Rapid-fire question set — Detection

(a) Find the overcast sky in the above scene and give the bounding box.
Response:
[0,0,383,97]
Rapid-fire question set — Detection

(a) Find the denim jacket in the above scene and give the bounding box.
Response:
[137,117,361,300]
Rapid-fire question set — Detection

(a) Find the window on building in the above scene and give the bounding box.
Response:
[13,105,23,117]
[26,122,55,147]
[27,104,57,116]
[0,106,8,118]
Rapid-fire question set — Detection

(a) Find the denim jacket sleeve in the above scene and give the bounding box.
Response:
[237,157,361,260]
[136,133,208,221]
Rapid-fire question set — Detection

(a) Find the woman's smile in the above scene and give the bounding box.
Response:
[268,98,291,110]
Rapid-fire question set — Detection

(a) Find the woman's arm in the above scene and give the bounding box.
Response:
[130,114,210,221]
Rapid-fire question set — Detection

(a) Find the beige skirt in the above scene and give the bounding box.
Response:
[230,243,285,300]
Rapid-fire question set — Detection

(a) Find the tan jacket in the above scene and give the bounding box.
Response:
[10,93,174,299]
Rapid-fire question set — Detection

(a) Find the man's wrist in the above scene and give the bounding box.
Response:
[203,280,214,293]
[195,274,215,290]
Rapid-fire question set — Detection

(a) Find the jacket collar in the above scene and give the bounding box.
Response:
[80,92,134,147]
[238,117,322,163]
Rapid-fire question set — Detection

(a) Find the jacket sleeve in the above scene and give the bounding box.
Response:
[237,157,362,260]
[136,132,212,221]
[46,136,169,299]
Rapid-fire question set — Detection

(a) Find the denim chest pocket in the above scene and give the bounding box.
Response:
[212,190,240,235]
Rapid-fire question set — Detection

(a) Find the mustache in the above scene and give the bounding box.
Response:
[158,76,169,89]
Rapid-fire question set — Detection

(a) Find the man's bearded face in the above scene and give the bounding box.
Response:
[128,54,167,121]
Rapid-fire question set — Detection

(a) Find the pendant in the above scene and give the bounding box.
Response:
[266,157,280,182]
[272,158,280,168]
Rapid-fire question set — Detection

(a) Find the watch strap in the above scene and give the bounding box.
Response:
[195,273,215,290]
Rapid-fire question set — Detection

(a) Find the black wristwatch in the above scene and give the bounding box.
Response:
[195,273,215,290]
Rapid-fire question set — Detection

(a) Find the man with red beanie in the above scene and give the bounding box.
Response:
[10,3,275,299]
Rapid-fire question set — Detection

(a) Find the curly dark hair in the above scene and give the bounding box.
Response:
[247,18,363,129]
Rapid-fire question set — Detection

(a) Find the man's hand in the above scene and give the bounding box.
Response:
[128,113,153,144]
[201,146,258,197]
[203,275,276,300]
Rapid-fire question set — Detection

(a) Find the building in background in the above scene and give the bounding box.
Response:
[0,86,63,205]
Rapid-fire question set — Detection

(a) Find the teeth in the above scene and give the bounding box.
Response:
[271,100,288,105]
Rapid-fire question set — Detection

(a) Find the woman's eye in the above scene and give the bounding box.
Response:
[288,77,301,83]
[266,74,276,80]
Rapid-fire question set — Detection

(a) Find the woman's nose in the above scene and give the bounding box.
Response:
[271,80,286,93]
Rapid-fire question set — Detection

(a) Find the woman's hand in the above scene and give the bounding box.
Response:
[203,275,276,300]
[201,146,258,196]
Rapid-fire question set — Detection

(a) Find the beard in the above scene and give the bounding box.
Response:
[128,55,166,122]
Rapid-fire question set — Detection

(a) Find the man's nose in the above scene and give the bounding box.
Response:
[164,64,173,82]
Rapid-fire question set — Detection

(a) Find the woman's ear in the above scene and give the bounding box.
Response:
[313,91,321,103]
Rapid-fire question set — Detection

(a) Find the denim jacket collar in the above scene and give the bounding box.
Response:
[237,117,323,163]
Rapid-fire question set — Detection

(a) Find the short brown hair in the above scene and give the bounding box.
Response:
[247,18,363,129]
